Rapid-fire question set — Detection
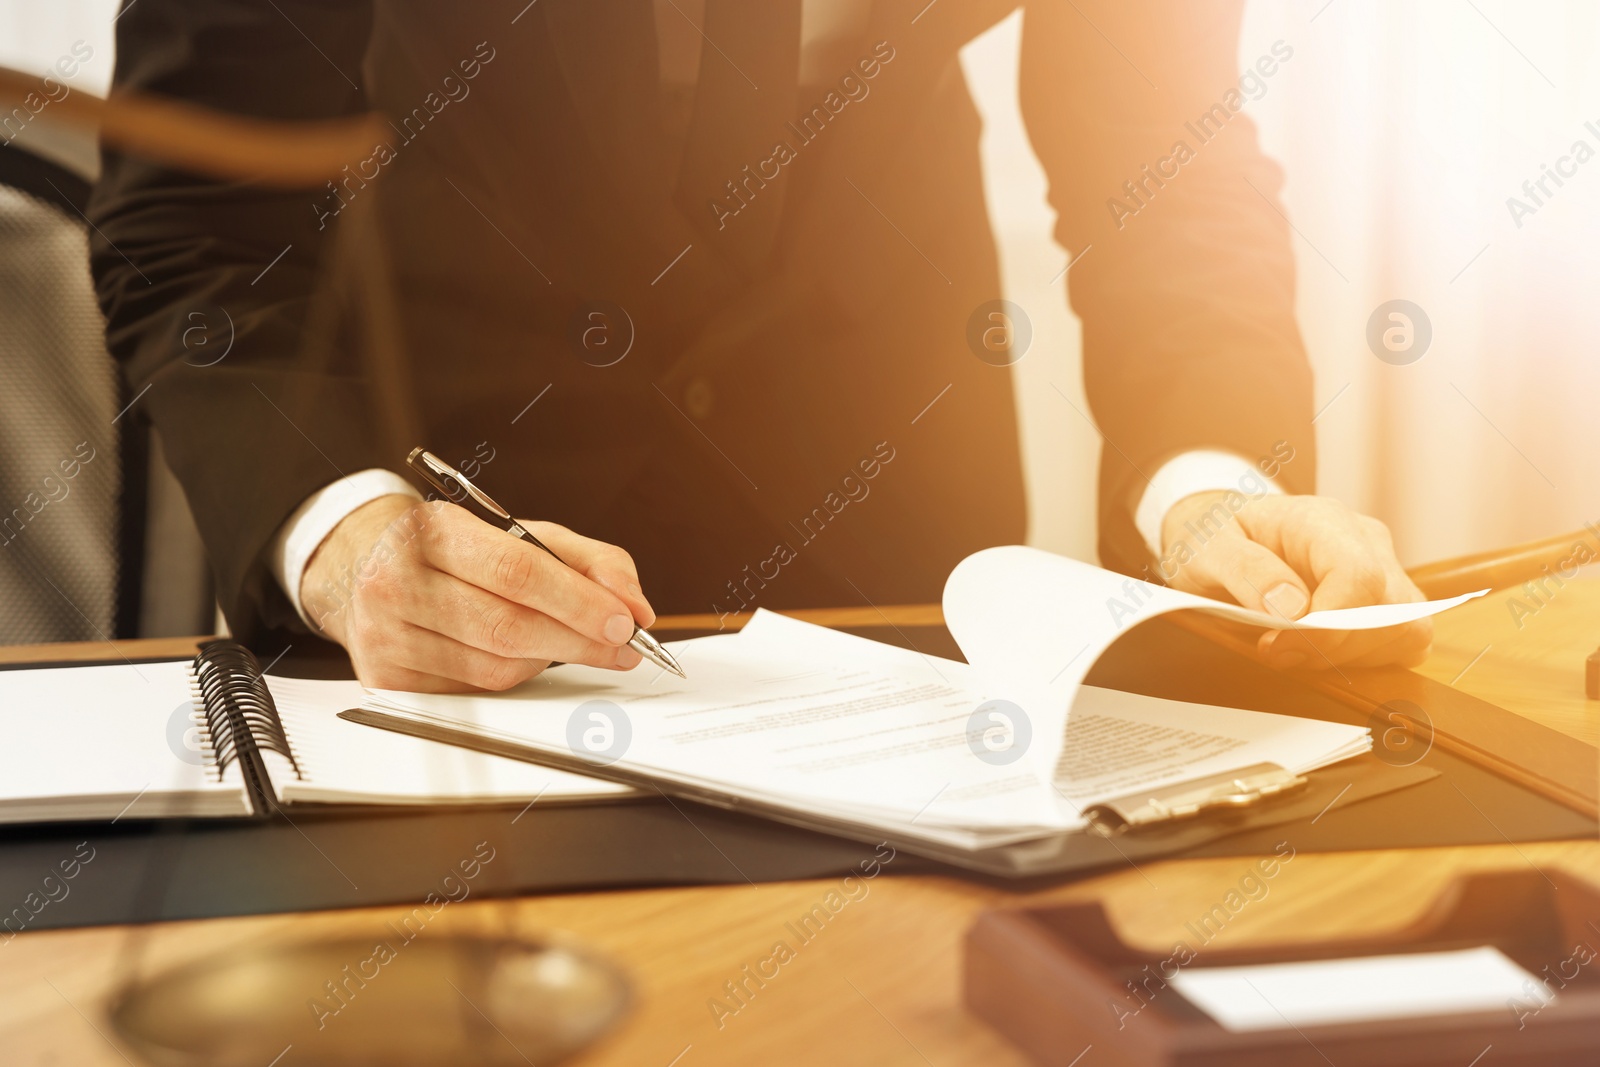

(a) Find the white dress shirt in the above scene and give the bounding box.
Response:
[1133,450,1283,552]
[270,469,420,628]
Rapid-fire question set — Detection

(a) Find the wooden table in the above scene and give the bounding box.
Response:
[2,587,1597,1066]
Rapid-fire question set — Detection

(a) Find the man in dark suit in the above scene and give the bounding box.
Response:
[89,0,1430,690]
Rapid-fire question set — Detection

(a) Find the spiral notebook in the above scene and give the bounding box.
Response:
[0,641,627,824]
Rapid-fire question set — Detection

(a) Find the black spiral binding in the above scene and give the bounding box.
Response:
[190,641,301,816]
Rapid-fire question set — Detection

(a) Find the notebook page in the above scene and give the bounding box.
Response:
[0,660,251,821]
[264,675,629,805]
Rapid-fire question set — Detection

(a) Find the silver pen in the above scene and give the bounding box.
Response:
[406,447,686,679]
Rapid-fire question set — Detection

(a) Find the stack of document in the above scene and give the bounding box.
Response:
[358,547,1481,850]
[361,611,1371,850]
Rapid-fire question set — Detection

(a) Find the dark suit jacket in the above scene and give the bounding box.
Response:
[88,0,1314,646]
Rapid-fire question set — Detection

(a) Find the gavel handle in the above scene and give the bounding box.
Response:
[1406,528,1600,600]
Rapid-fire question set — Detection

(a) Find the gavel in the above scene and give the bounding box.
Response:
[1407,526,1600,699]
[1405,526,1600,600]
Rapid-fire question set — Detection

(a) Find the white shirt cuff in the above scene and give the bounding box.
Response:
[270,468,421,629]
[1134,450,1283,557]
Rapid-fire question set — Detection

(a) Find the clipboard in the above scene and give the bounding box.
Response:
[964,868,1600,1065]
[337,704,1437,879]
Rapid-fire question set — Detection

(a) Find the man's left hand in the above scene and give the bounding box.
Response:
[1161,492,1432,670]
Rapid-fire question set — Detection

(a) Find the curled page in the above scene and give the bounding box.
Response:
[942,546,1486,785]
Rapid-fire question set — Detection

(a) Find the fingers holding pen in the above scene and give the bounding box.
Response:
[303,495,662,691]
[401,569,644,671]
[524,519,657,628]
[419,505,641,652]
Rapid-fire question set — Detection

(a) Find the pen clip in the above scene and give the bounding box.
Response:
[406,447,512,521]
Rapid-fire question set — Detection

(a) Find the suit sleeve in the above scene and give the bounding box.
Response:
[88,0,380,643]
[1018,0,1315,575]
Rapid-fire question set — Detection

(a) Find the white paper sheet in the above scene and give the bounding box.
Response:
[364,610,1373,845]
[943,545,1485,785]
[1167,947,1539,1032]
[371,616,1060,835]
[264,675,629,805]
[1055,687,1368,806]
[0,658,624,820]
[0,661,250,820]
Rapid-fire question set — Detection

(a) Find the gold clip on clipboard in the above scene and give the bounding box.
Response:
[1084,762,1309,837]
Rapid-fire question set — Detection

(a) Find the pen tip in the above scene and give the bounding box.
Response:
[661,651,686,679]
[632,629,685,679]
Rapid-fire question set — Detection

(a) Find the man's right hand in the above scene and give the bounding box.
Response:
[299,495,656,692]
